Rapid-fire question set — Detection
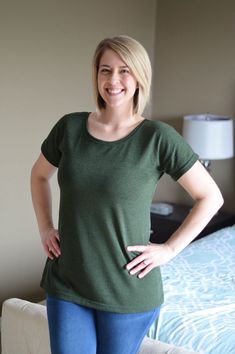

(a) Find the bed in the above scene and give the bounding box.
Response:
[148,225,235,354]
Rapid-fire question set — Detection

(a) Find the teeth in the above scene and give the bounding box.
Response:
[107,89,123,94]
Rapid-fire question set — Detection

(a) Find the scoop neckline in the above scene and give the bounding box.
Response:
[83,112,148,144]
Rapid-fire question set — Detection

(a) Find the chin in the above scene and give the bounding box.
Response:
[102,96,134,110]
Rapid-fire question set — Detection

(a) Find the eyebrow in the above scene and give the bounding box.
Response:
[99,64,129,68]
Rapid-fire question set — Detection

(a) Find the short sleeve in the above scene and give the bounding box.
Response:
[158,124,199,181]
[41,115,66,167]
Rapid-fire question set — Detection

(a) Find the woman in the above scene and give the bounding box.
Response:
[31,35,223,354]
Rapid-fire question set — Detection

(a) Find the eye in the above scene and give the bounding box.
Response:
[120,69,130,74]
[99,68,110,74]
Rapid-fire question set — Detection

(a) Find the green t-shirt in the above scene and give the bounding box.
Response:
[40,111,198,313]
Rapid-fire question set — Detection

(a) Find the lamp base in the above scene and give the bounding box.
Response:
[200,159,211,173]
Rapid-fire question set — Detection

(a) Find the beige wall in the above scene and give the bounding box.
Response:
[0,0,157,307]
[152,0,235,212]
[1,0,235,310]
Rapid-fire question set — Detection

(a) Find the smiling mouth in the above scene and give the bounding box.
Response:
[106,88,124,96]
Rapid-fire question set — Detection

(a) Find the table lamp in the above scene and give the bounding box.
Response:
[183,114,234,171]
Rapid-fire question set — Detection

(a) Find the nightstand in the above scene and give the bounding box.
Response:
[150,203,235,244]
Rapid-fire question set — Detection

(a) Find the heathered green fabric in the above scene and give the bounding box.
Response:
[40,111,198,313]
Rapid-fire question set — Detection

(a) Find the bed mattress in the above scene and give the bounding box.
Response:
[148,225,235,354]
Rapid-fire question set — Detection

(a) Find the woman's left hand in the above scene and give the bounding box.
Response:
[126,243,175,279]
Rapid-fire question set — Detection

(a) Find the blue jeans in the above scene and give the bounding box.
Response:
[46,295,160,354]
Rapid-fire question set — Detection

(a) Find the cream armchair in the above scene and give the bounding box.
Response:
[1,298,199,354]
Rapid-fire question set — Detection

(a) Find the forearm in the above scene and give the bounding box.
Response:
[31,172,54,233]
[166,195,223,255]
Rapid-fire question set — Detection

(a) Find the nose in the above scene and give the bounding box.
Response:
[109,71,120,84]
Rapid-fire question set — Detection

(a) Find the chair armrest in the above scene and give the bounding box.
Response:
[1,298,50,354]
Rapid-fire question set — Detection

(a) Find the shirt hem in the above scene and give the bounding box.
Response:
[41,284,164,314]
[171,155,198,181]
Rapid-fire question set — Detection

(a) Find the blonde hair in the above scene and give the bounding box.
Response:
[92,35,152,115]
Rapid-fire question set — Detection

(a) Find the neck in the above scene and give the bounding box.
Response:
[97,106,137,127]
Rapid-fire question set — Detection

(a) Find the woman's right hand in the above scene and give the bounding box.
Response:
[40,227,61,260]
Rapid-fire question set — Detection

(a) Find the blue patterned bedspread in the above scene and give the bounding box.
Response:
[148,225,235,354]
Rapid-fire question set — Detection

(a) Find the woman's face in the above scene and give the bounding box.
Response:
[97,49,138,111]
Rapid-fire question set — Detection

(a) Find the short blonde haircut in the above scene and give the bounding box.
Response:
[92,35,152,115]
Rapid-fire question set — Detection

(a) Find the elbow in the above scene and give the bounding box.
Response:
[210,187,224,214]
[30,164,36,182]
[30,163,45,185]
[31,166,47,184]
[217,190,224,210]
[197,187,224,214]
[30,163,39,183]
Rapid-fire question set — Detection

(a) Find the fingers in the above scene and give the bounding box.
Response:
[126,245,153,279]
[127,245,147,253]
[126,243,162,279]
[50,231,61,255]
[126,253,147,272]
[127,258,152,278]
[138,264,154,279]
[41,229,61,259]
[47,238,61,259]
[55,231,60,241]
[126,243,175,278]
[44,245,54,260]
